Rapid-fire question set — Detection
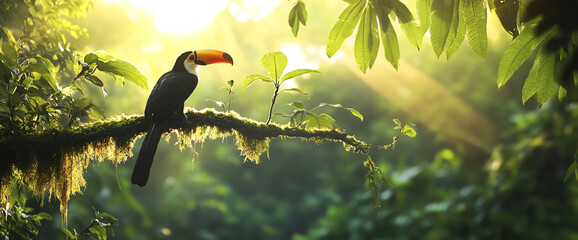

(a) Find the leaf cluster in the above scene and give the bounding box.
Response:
[497,1,578,106]
[0,202,52,240]
[278,102,364,129]
[244,51,319,124]
[61,211,119,240]
[288,1,308,37]
[0,0,147,134]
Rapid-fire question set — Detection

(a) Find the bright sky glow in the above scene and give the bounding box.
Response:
[228,0,282,22]
[102,0,280,34]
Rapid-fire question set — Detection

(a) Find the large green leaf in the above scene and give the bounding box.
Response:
[304,112,336,130]
[417,0,432,34]
[280,88,310,98]
[497,19,552,87]
[533,55,558,105]
[97,60,148,89]
[376,6,400,69]
[90,51,148,89]
[280,69,320,82]
[354,7,379,73]
[297,1,308,26]
[243,74,272,91]
[289,1,308,37]
[463,0,487,58]
[326,0,365,58]
[445,9,465,60]
[390,0,422,50]
[430,0,458,58]
[26,62,58,91]
[319,103,364,121]
[261,51,287,82]
[288,4,300,37]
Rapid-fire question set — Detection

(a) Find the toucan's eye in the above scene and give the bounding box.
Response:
[188,54,196,61]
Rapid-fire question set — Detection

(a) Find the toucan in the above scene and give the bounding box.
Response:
[131,49,234,187]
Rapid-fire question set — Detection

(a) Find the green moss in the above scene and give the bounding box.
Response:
[1,108,397,218]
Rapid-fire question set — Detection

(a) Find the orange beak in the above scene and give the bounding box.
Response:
[193,49,234,66]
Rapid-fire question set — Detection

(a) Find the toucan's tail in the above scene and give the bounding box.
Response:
[132,123,163,187]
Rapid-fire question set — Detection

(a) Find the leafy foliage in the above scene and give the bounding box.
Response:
[288,0,308,37]
[244,51,320,124]
[0,0,148,229]
[60,210,118,240]
[1,202,52,240]
[277,102,364,129]
[307,0,577,105]
[207,79,235,112]
[0,1,147,134]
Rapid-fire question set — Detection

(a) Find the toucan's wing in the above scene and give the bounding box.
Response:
[144,72,198,118]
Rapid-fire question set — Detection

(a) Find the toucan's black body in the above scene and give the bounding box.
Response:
[131,52,198,187]
[131,49,233,187]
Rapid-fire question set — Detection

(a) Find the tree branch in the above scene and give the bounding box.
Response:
[0,108,398,218]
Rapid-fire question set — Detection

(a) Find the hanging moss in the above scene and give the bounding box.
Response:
[0,108,394,219]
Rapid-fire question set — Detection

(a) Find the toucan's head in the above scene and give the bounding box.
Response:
[174,49,234,76]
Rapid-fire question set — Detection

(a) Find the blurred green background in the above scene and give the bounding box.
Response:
[21,0,578,239]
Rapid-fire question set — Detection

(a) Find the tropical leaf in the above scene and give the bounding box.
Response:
[430,0,458,58]
[355,7,379,72]
[445,10,465,59]
[390,0,422,50]
[261,51,287,82]
[497,19,552,87]
[279,69,320,82]
[243,74,272,90]
[289,2,300,36]
[463,0,488,58]
[86,51,148,89]
[289,101,305,110]
[319,103,364,121]
[326,0,365,58]
[281,88,310,98]
[416,0,432,34]
[375,5,400,69]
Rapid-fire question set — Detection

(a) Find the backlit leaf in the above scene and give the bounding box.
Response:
[445,10,465,59]
[497,19,552,87]
[280,69,320,82]
[289,3,300,37]
[417,0,432,34]
[402,124,417,137]
[376,6,400,69]
[430,0,458,58]
[326,0,365,58]
[297,1,308,26]
[27,62,58,91]
[88,225,107,240]
[289,101,305,110]
[348,108,364,121]
[390,0,422,49]
[97,59,148,89]
[1,41,17,63]
[281,88,310,98]
[244,74,272,91]
[522,47,556,103]
[261,51,287,82]
[355,7,377,73]
[463,0,487,58]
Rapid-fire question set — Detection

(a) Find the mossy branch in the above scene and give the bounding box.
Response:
[0,108,401,218]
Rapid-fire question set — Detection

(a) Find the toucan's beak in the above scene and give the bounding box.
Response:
[194,49,234,66]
